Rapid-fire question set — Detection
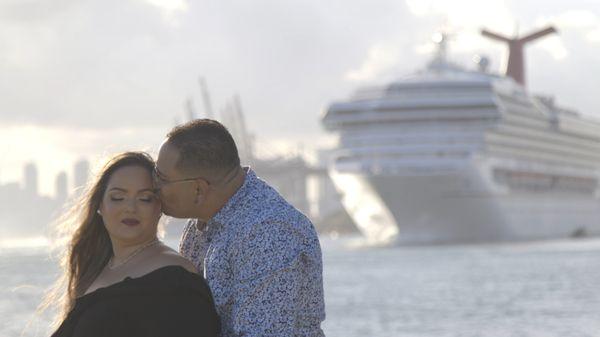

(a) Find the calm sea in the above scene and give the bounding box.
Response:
[2,235,600,337]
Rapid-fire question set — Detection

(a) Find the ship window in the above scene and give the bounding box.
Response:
[492,168,597,194]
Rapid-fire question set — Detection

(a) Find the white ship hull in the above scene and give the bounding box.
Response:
[330,156,600,244]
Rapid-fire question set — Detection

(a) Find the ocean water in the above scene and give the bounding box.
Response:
[2,235,600,337]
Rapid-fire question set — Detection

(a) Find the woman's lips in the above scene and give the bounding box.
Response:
[121,218,140,226]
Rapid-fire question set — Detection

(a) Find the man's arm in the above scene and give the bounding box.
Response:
[230,220,324,337]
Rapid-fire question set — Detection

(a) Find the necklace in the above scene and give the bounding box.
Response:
[108,238,160,270]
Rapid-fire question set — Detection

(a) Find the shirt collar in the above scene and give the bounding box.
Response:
[208,166,256,227]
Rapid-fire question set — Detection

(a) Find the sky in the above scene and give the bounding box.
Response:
[1,0,599,196]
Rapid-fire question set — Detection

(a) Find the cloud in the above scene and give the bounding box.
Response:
[344,0,516,84]
[536,35,569,60]
[553,10,599,28]
[140,0,189,25]
[405,0,514,31]
[344,44,400,82]
[588,28,600,42]
[537,10,600,44]
[0,0,184,128]
[0,0,81,22]
[524,10,600,61]
[143,0,188,13]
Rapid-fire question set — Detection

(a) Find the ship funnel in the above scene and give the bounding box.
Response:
[481,26,557,87]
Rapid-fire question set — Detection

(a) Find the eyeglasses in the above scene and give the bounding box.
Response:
[152,166,211,190]
[153,165,240,191]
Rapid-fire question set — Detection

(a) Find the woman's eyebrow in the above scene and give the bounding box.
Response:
[108,187,155,193]
[108,187,127,192]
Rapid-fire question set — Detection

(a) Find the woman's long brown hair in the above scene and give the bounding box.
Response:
[41,151,156,327]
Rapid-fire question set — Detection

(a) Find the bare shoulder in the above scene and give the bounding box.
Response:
[151,245,198,274]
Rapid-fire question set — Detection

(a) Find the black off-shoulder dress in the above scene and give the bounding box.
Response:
[51,266,220,337]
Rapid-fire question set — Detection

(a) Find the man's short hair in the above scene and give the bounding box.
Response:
[166,119,240,176]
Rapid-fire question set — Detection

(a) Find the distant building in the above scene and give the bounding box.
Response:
[253,156,311,216]
[74,159,90,191]
[0,182,21,199]
[23,163,38,197]
[55,171,68,204]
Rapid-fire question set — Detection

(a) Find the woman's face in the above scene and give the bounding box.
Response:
[99,165,161,245]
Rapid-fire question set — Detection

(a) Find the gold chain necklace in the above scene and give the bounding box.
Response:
[108,238,160,270]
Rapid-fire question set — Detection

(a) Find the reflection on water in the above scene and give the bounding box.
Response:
[322,236,600,336]
[2,235,600,336]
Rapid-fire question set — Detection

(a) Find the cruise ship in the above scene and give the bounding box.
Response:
[322,27,600,244]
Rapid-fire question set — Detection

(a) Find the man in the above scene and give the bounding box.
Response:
[154,119,325,337]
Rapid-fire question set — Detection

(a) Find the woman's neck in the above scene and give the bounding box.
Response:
[110,237,159,267]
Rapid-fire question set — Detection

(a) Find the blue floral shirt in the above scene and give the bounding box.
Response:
[179,167,326,337]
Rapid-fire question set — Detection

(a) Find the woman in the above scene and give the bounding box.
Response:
[49,151,220,337]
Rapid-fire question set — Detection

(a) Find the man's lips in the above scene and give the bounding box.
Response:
[121,218,140,226]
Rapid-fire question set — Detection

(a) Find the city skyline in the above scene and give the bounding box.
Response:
[0,159,90,238]
[1,158,91,199]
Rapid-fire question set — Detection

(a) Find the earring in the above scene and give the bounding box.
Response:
[96,209,101,216]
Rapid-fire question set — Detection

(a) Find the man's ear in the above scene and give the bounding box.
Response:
[193,179,209,204]
[195,178,210,192]
[194,191,204,205]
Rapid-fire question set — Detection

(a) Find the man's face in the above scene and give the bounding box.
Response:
[155,140,199,218]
